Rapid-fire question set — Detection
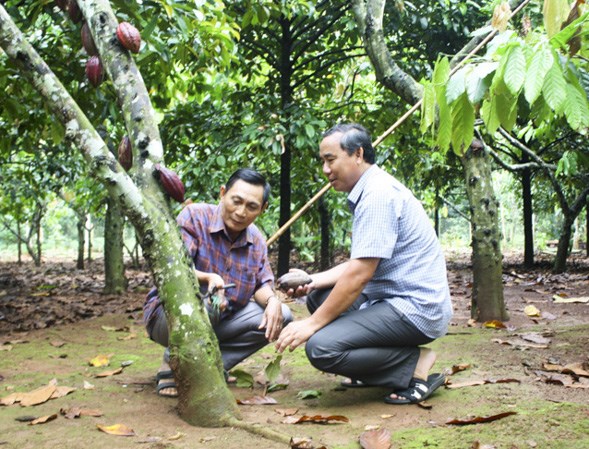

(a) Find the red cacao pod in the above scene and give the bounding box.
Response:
[67,0,82,24]
[118,135,133,171]
[154,164,185,203]
[85,56,104,87]
[116,22,141,54]
[81,22,98,56]
[55,0,68,11]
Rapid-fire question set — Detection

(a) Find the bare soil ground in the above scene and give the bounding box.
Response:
[0,250,588,449]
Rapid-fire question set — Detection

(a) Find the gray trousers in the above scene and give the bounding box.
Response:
[305,288,433,390]
[147,301,293,371]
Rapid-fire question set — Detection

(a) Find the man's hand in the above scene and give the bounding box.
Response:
[275,318,318,353]
[279,269,315,298]
[259,296,283,341]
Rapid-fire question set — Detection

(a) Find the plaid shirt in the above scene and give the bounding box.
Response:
[143,203,273,326]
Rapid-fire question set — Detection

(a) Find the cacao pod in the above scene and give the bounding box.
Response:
[117,135,133,171]
[85,56,104,87]
[276,271,312,292]
[67,0,82,24]
[116,22,141,54]
[154,164,185,203]
[81,22,98,56]
[55,0,68,11]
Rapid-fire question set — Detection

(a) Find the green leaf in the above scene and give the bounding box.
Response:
[543,0,570,38]
[542,61,567,114]
[550,11,589,49]
[433,57,450,87]
[420,82,436,135]
[503,45,526,95]
[297,389,321,399]
[497,92,518,131]
[304,124,315,140]
[231,369,254,388]
[524,46,554,105]
[436,98,452,151]
[446,66,467,104]
[482,96,501,134]
[563,83,589,131]
[264,355,282,383]
[466,62,496,103]
[451,94,475,155]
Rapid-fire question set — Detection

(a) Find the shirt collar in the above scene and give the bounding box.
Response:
[347,164,378,212]
[209,204,253,247]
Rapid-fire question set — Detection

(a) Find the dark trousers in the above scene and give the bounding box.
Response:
[305,288,433,390]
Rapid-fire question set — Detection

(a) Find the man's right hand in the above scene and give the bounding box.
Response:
[277,269,315,298]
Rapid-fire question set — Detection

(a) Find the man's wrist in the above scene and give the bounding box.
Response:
[265,295,279,307]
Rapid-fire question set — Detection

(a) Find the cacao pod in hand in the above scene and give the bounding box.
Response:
[276,271,312,292]
[154,164,185,203]
[81,22,98,56]
[85,56,104,87]
[118,135,133,171]
[67,0,82,24]
[55,0,68,11]
[116,22,141,54]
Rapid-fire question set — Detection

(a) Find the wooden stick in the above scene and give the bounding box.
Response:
[267,0,530,246]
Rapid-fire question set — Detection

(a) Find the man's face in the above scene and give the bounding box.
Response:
[319,132,363,193]
[219,179,266,238]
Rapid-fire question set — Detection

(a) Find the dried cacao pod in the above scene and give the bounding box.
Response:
[55,0,68,11]
[116,22,141,54]
[81,22,98,56]
[154,164,185,203]
[117,135,133,171]
[85,56,104,87]
[67,0,82,24]
[276,271,312,292]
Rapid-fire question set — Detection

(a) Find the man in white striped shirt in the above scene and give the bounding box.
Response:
[276,123,453,404]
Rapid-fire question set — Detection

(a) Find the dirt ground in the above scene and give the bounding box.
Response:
[0,250,588,449]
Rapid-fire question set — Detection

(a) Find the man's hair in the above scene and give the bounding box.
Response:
[225,168,271,204]
[322,123,375,164]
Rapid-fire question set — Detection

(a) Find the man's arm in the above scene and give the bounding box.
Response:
[275,257,379,353]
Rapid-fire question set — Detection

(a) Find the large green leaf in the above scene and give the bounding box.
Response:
[563,82,589,131]
[542,61,567,114]
[549,11,589,50]
[466,62,497,103]
[482,96,501,134]
[496,92,518,131]
[451,93,474,155]
[524,46,554,105]
[543,0,570,38]
[446,66,467,104]
[503,45,526,96]
[420,82,436,135]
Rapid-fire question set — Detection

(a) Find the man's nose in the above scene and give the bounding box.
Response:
[322,161,330,175]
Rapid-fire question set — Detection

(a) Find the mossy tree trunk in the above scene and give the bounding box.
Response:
[76,211,85,269]
[461,142,507,321]
[104,197,127,294]
[0,2,239,427]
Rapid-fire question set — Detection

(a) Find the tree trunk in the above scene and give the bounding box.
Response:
[104,197,128,294]
[86,215,93,263]
[461,143,508,321]
[521,163,534,268]
[586,198,588,258]
[76,212,85,269]
[0,2,239,427]
[553,216,574,273]
[277,15,294,276]
[16,221,22,264]
[318,195,331,271]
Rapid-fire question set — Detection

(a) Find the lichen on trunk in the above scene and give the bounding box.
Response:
[461,142,508,322]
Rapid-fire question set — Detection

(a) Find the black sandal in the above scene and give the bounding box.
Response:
[384,373,445,404]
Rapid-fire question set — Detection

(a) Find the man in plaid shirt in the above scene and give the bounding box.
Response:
[144,168,292,397]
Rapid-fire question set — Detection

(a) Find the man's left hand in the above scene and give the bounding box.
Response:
[275,318,317,353]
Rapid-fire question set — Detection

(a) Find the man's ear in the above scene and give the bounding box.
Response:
[219,185,226,198]
[261,202,268,213]
[356,146,364,160]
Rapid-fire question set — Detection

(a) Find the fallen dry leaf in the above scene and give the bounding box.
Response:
[446,411,517,425]
[60,407,103,419]
[359,428,391,449]
[168,432,185,440]
[524,305,541,317]
[553,295,588,304]
[50,340,66,348]
[51,386,76,399]
[19,385,57,407]
[446,378,520,389]
[29,414,58,425]
[89,354,111,367]
[483,320,507,329]
[237,395,278,405]
[283,414,349,425]
[0,345,12,351]
[96,423,136,436]
[290,437,327,449]
[0,392,24,406]
[95,367,123,378]
[542,362,589,377]
[83,381,95,390]
[448,363,471,375]
[275,407,299,416]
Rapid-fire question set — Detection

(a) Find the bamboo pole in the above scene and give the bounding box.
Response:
[266,0,531,246]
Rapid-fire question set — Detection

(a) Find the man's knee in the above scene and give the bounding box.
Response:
[282,304,293,325]
[305,333,340,372]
